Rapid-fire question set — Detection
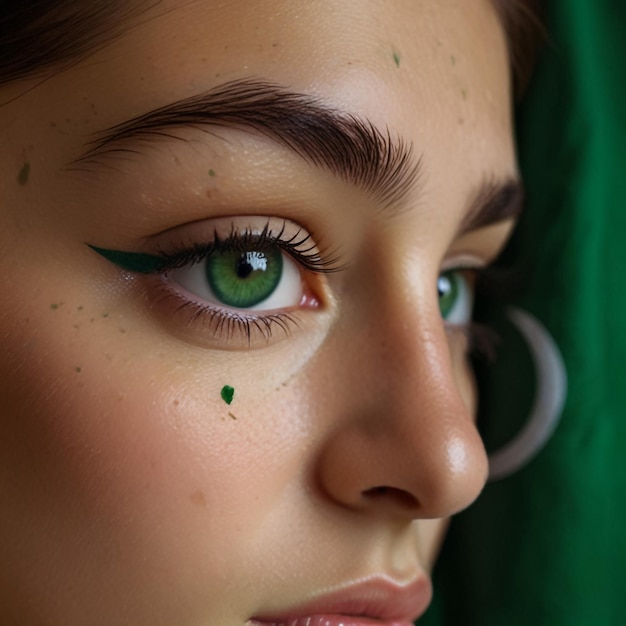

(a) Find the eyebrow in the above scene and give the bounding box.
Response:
[460,178,525,235]
[71,78,421,209]
[71,77,523,232]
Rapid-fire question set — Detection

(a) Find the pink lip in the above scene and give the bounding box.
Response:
[250,575,432,626]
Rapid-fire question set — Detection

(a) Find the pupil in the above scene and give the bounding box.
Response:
[236,257,253,279]
[235,251,267,279]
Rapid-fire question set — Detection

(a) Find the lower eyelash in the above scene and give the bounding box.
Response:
[153,282,301,344]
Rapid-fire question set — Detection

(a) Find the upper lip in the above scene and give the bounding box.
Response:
[251,574,432,623]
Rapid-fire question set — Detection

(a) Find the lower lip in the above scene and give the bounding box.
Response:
[252,615,413,626]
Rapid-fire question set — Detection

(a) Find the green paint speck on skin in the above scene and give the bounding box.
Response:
[392,52,400,68]
[75,367,82,373]
[208,169,215,177]
[221,385,235,405]
[50,303,61,310]
[102,312,109,318]
[462,88,467,100]
[18,162,30,185]
[451,54,456,66]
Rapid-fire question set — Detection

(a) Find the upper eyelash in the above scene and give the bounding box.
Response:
[153,221,344,275]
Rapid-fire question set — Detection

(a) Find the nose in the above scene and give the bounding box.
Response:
[315,310,488,521]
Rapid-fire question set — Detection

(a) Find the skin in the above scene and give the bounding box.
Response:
[0,1,518,624]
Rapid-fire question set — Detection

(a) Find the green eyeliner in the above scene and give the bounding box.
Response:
[88,245,166,273]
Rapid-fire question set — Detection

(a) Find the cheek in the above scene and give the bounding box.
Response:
[0,299,303,618]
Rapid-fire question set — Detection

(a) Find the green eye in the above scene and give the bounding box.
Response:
[168,246,302,312]
[438,269,473,324]
[207,249,283,308]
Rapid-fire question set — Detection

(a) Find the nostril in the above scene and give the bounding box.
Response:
[362,486,420,511]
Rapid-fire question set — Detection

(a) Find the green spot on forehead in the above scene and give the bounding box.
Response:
[221,385,235,405]
[392,51,401,68]
[17,161,30,185]
[208,169,216,177]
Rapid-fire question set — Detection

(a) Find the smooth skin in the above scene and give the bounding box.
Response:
[0,1,517,624]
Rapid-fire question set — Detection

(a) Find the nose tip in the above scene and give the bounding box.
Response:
[316,408,489,521]
[413,426,489,518]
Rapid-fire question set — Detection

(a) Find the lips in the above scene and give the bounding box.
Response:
[250,575,432,626]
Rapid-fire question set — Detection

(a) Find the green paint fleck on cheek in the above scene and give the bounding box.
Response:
[392,52,401,68]
[17,161,30,185]
[208,169,216,177]
[50,302,62,310]
[450,54,456,66]
[462,88,467,100]
[75,367,82,373]
[221,385,235,405]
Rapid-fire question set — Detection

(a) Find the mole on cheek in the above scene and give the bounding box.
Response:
[17,161,30,185]
[189,490,207,507]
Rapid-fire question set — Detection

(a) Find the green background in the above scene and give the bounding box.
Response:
[421,1,626,624]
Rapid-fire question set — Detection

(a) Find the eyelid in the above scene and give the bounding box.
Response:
[440,253,487,273]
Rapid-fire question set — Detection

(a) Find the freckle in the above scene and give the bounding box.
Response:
[173,399,180,406]
[119,327,126,334]
[220,385,234,405]
[73,324,80,329]
[392,51,401,68]
[77,305,84,311]
[90,318,95,323]
[272,43,278,48]
[17,161,30,185]
[206,189,213,199]
[458,117,465,125]
[228,412,238,420]
[190,490,207,507]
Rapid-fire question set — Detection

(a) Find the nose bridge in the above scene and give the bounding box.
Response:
[315,279,488,520]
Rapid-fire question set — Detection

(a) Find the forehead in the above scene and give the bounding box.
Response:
[3,0,515,221]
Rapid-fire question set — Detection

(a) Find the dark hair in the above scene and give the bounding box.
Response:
[0,0,543,96]
[0,0,157,86]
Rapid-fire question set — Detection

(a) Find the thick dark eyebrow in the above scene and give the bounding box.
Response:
[459,178,525,235]
[71,78,421,209]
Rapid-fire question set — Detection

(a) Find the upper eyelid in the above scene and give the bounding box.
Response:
[88,220,345,275]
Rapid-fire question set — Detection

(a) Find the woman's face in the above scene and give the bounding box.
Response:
[0,1,518,624]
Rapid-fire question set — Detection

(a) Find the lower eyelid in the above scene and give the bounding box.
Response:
[140,276,305,350]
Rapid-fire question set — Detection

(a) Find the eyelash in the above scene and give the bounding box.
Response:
[153,222,341,274]
[148,222,341,343]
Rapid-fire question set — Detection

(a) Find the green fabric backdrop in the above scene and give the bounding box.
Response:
[421,1,626,624]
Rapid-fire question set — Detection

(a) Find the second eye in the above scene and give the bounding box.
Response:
[168,247,302,311]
